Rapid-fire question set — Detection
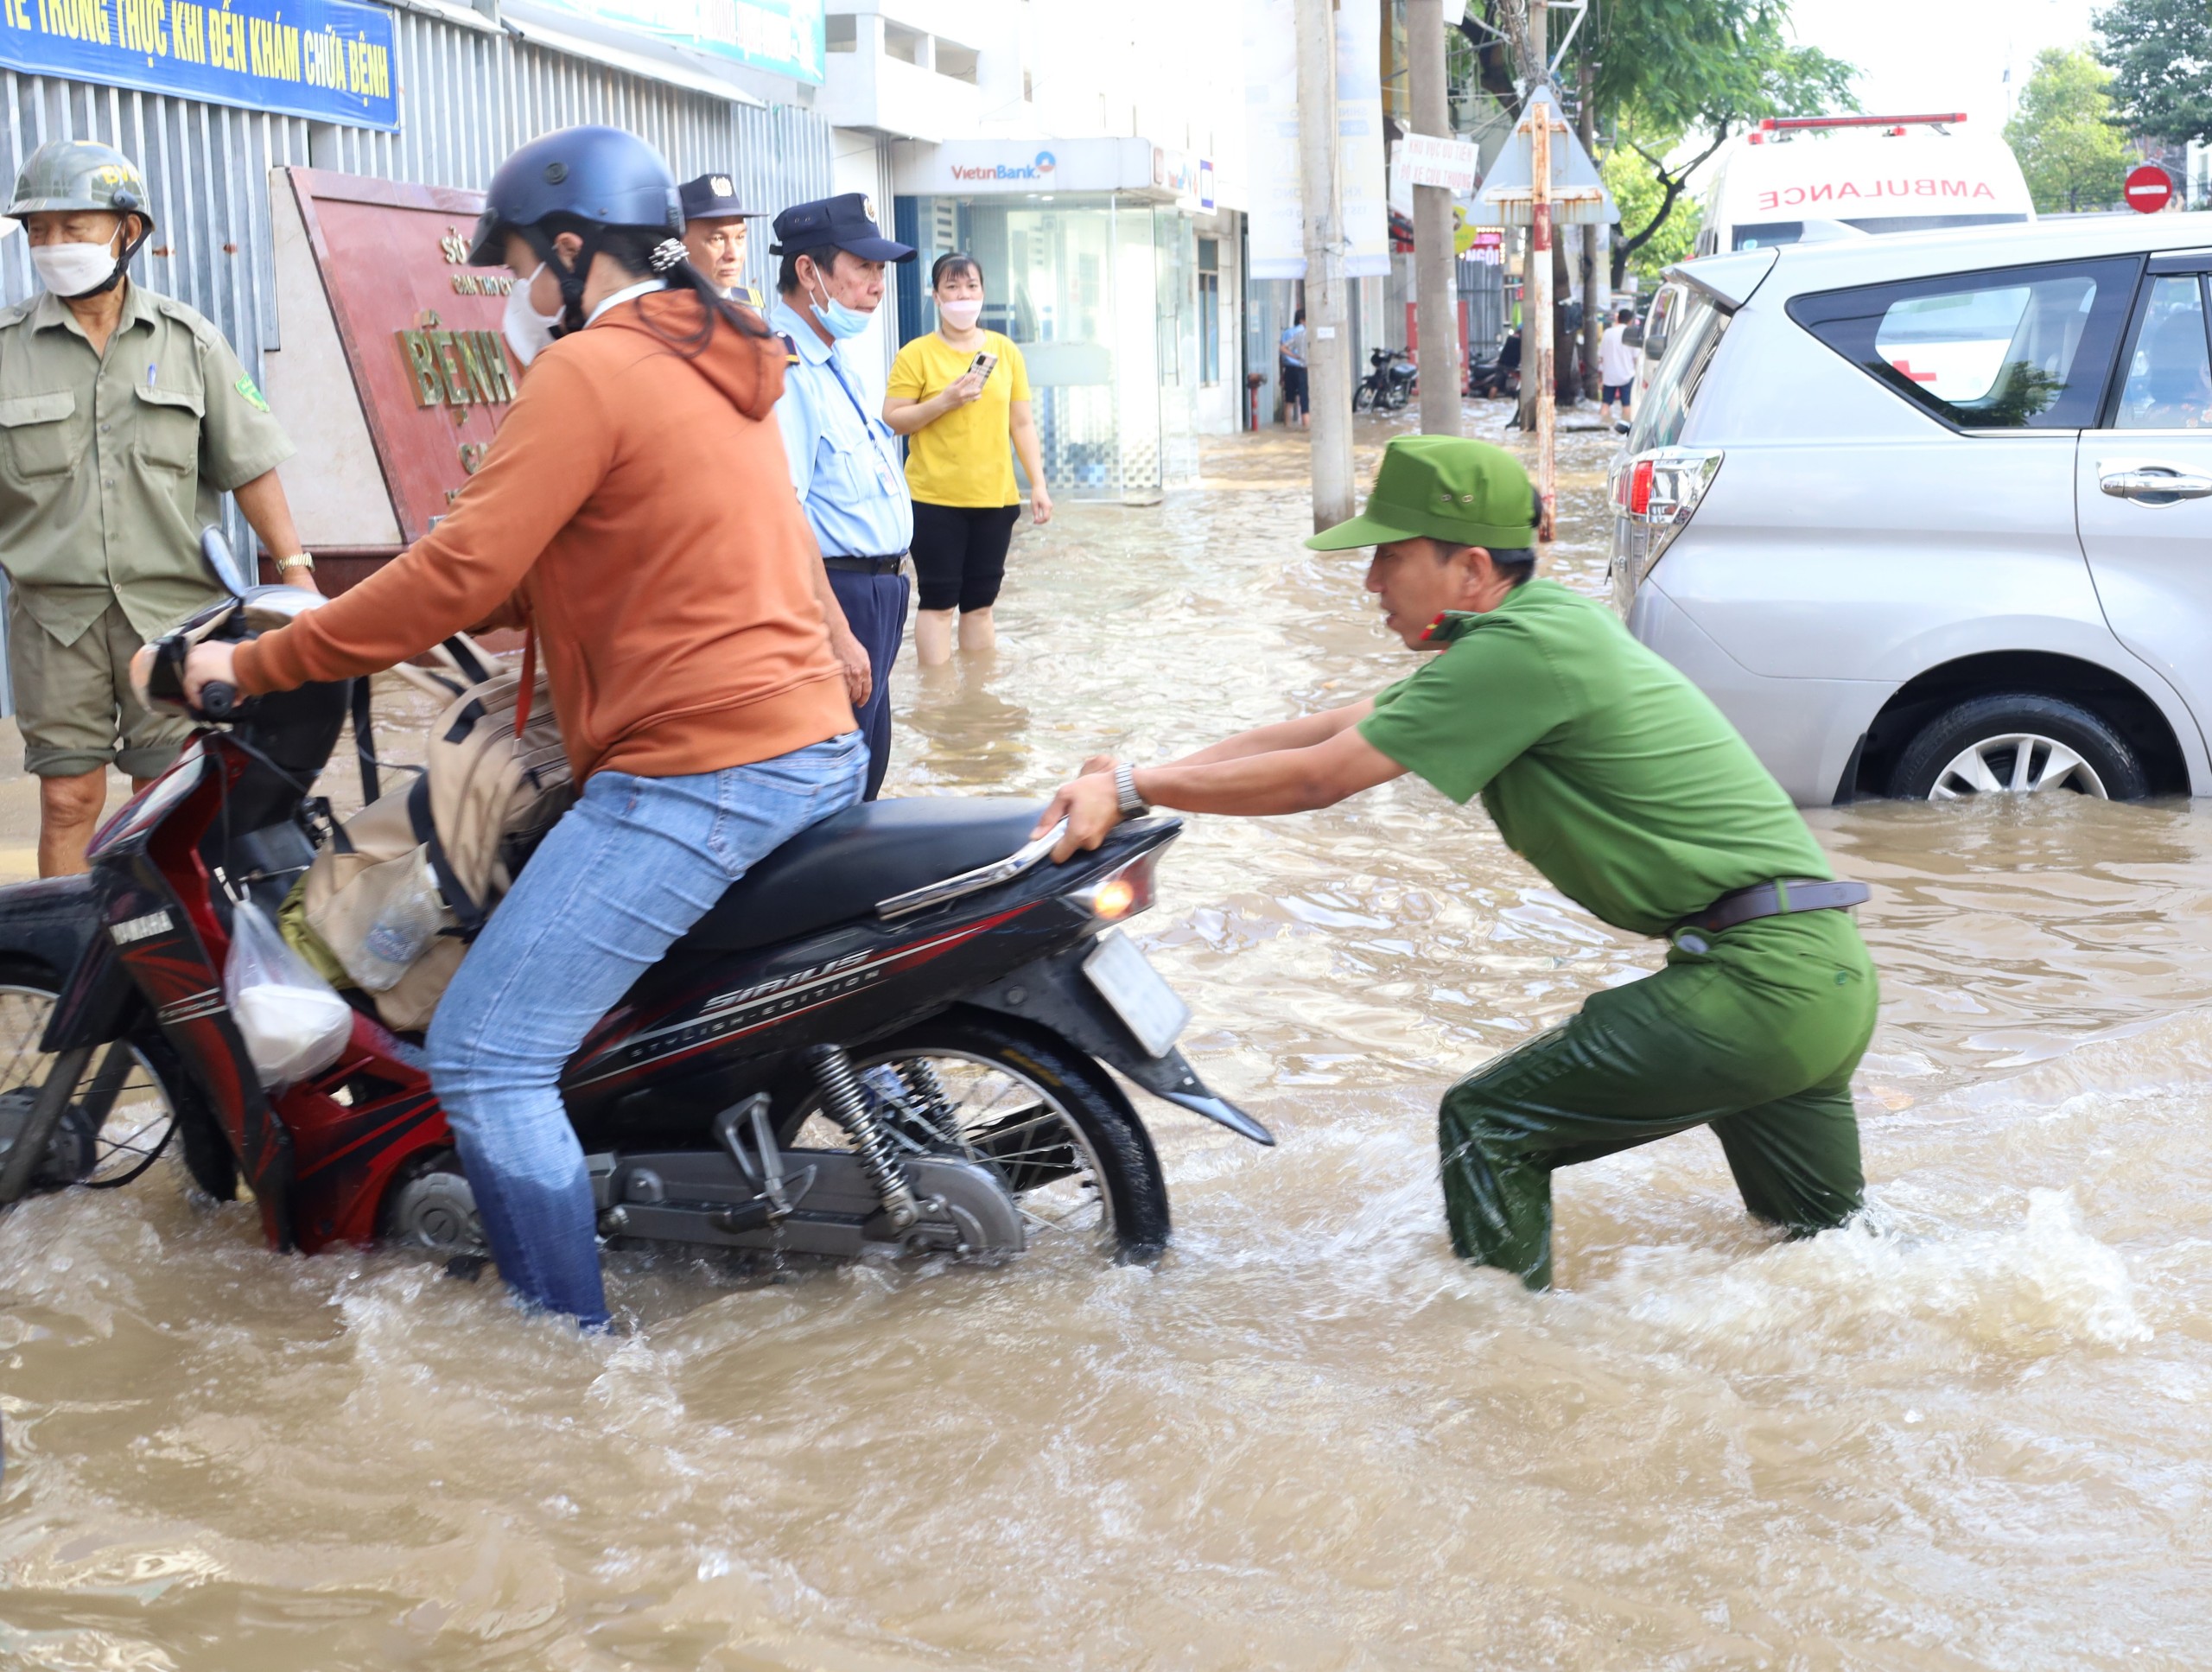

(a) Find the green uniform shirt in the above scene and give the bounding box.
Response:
[0,283,294,645]
[1358,579,1832,938]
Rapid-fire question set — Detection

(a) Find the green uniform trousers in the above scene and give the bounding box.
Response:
[1439,908,1878,1289]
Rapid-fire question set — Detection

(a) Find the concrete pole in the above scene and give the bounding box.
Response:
[1408,0,1459,435]
[1297,0,1355,529]
[1577,57,1604,403]
[1524,2,1554,546]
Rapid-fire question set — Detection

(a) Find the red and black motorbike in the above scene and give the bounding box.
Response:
[0,575,1268,1276]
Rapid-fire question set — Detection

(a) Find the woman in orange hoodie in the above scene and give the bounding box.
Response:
[171,129,864,1329]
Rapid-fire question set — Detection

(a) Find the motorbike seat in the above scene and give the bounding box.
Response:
[674,796,1049,955]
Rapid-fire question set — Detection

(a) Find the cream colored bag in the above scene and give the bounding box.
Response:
[301,645,573,1032]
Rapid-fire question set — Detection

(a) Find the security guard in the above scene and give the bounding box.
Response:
[767,192,916,800]
[1036,436,1878,1288]
[677,172,765,308]
[0,140,312,876]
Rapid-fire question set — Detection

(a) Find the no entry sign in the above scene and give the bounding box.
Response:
[2125,163,2174,214]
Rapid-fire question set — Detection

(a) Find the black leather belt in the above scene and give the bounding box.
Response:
[1675,877,1870,938]
[823,553,906,575]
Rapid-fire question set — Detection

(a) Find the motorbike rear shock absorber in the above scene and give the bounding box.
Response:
[804,1044,921,1230]
[896,1059,962,1147]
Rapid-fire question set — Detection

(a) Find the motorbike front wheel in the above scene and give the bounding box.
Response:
[0,961,183,1190]
[786,1010,1172,1259]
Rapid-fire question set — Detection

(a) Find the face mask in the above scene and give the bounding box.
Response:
[30,238,122,299]
[808,273,874,340]
[937,297,983,330]
[502,264,563,366]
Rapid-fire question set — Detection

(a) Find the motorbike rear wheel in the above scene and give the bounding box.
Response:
[0,960,181,1189]
[786,1010,1172,1259]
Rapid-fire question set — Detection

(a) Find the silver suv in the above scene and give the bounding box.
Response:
[1610,214,2212,804]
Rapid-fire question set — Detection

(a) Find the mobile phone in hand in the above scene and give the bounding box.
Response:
[969,351,998,381]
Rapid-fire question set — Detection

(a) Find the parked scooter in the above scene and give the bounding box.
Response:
[1466,340,1521,400]
[0,543,1269,1281]
[1353,346,1418,412]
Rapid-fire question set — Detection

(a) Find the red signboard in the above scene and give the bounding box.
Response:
[2125,163,2174,214]
[278,168,521,566]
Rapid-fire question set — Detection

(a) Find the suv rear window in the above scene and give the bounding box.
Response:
[1789,257,2139,429]
[1627,287,1728,452]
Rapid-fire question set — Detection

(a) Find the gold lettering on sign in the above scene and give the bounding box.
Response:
[396,328,518,409]
[439,226,469,264]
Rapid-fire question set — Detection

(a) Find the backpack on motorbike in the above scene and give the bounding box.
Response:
[291,637,570,1032]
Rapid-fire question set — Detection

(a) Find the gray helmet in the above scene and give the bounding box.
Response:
[8,139,153,227]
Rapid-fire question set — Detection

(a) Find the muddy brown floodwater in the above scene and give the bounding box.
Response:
[6,407,2212,1669]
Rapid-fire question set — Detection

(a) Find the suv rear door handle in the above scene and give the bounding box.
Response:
[2099,465,2212,502]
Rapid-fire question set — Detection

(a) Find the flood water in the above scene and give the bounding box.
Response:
[5,406,2210,1669]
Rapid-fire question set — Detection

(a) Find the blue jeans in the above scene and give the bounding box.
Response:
[424,732,868,1326]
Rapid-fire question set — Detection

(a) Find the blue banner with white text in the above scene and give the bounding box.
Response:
[0,0,400,131]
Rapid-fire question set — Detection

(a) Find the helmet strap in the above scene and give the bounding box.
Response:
[518,224,606,337]
[73,215,150,301]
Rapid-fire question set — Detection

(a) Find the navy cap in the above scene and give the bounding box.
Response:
[678,171,761,221]
[769,191,914,263]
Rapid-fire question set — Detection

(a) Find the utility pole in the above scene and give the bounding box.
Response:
[1578,56,1604,404]
[1524,0,1555,546]
[1408,0,1459,436]
[1296,0,1355,530]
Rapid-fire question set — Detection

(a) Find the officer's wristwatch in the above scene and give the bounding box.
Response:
[275,551,315,575]
[1114,762,1149,820]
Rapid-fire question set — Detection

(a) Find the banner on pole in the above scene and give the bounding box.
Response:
[0,0,399,131]
[1242,0,1390,281]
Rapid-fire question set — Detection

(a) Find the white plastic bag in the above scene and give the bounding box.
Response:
[225,898,353,1088]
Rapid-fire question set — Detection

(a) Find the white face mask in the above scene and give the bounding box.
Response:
[30,238,122,300]
[502,264,563,366]
[937,296,983,331]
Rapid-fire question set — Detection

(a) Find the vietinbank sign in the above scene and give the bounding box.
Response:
[950,150,1058,184]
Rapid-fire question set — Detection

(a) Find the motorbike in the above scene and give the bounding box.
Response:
[1352,346,1417,412]
[1466,349,1520,400]
[0,543,1270,1284]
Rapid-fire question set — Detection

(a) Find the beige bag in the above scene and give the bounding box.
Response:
[300,642,573,1032]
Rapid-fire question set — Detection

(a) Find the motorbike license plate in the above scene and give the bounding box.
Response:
[1082,930,1191,1059]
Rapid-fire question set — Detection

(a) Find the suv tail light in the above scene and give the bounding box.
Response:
[1607,446,1725,603]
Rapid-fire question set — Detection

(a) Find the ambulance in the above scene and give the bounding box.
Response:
[1693,113,2034,256]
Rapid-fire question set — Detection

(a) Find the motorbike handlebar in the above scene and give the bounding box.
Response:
[196,681,240,721]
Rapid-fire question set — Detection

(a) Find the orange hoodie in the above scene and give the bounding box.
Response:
[235,291,853,784]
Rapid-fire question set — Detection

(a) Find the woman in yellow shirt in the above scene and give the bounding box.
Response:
[884,254,1052,664]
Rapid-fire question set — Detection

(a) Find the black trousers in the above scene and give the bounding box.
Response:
[825,566,909,801]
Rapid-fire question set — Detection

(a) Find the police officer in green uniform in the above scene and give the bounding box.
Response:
[677,173,766,308]
[1037,435,1878,1287]
[0,139,311,876]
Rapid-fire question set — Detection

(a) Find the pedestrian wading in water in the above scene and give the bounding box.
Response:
[884,252,1052,666]
[1034,435,1878,1287]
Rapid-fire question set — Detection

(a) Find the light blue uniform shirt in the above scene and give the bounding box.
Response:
[768,296,913,559]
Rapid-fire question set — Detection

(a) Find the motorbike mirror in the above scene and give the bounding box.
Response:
[199,526,251,600]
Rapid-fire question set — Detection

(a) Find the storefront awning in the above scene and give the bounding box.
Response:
[502,1,769,106]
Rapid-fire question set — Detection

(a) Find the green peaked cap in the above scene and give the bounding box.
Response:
[1305,434,1537,551]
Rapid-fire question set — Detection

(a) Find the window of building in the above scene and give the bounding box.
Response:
[1198,237,1221,387]
[826,13,856,50]
[883,23,924,65]
[937,43,979,84]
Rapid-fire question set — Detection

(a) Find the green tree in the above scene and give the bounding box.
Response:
[1601,142,1702,283]
[2095,0,2212,144]
[2006,48,2131,213]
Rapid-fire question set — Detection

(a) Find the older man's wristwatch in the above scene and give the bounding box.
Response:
[275,552,315,575]
[1114,762,1149,819]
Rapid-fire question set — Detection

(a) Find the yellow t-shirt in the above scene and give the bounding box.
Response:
[887,330,1033,507]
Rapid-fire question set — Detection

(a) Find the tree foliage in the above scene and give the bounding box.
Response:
[1601,142,1701,283]
[2005,48,2131,213]
[2094,0,2212,145]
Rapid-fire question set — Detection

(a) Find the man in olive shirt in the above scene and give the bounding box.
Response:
[1038,435,1878,1287]
[0,141,313,874]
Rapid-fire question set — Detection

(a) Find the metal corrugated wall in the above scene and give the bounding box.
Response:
[1,19,832,366]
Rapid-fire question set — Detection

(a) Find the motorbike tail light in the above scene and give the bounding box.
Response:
[1069,849,1159,922]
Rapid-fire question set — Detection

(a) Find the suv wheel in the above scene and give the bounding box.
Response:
[1889,693,2146,801]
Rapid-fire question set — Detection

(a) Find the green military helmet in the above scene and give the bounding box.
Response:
[8,139,153,226]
